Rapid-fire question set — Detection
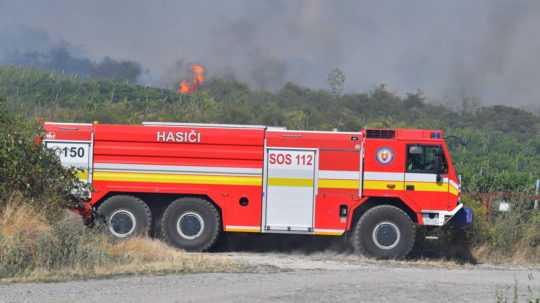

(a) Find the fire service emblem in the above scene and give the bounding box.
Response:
[376,147,394,165]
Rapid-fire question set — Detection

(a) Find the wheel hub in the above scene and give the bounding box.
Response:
[177,212,205,240]
[109,209,136,238]
[372,221,400,250]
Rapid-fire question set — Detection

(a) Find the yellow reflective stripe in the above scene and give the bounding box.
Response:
[90,171,460,194]
[269,178,359,189]
[364,180,459,196]
[313,230,344,236]
[93,171,261,186]
[364,180,405,190]
[76,170,88,181]
[224,226,261,233]
[405,182,447,192]
[268,178,359,189]
[449,184,460,196]
[318,179,359,189]
[268,177,313,187]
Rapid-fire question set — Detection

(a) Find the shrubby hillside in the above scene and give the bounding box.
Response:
[1,65,540,263]
[1,65,538,192]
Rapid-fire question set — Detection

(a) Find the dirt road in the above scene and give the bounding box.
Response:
[1,252,540,303]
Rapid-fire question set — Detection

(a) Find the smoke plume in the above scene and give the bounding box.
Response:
[0,26,142,82]
[1,0,540,105]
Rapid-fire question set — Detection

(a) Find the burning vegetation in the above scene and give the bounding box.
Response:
[178,64,206,94]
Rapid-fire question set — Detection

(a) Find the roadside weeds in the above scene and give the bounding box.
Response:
[0,200,244,283]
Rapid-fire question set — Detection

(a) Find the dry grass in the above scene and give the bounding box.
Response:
[0,198,243,283]
[2,239,242,283]
[473,243,540,266]
[467,200,540,266]
[0,200,50,238]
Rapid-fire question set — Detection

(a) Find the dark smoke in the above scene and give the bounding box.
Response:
[0,1,540,106]
[443,1,540,106]
[0,26,142,83]
[201,1,343,91]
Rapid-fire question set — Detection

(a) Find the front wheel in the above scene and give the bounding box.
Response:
[352,205,416,259]
[161,197,221,252]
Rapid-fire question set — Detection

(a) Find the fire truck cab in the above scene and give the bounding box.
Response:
[43,121,471,258]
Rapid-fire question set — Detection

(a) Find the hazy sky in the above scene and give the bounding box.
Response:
[1,0,540,106]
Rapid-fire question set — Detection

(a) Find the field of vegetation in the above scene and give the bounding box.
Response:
[0,65,539,280]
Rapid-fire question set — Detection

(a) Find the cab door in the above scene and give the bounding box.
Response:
[404,144,448,210]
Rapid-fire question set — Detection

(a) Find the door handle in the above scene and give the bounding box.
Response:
[406,185,415,191]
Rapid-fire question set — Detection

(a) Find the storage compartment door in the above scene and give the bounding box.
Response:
[264,148,317,232]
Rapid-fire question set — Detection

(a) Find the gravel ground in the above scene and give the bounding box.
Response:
[1,252,540,303]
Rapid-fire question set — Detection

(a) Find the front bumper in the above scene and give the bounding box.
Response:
[450,207,474,229]
[421,203,473,227]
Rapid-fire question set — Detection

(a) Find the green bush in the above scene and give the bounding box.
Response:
[462,193,540,262]
[0,97,79,218]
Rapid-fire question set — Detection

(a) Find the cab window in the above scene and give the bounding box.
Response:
[406,145,447,173]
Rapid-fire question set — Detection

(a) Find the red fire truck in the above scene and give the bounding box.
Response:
[43,121,472,258]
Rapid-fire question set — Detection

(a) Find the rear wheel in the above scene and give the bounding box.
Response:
[97,195,152,239]
[352,205,415,259]
[161,197,221,251]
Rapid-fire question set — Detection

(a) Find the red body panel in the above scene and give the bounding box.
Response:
[43,122,93,141]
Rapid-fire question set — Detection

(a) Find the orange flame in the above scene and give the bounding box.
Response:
[191,64,205,87]
[179,80,190,94]
[177,64,206,94]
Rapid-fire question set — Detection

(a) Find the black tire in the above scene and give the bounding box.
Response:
[352,205,416,259]
[161,197,221,252]
[97,195,152,239]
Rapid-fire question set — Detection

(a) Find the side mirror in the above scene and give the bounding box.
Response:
[436,173,443,183]
[433,148,444,173]
[433,157,441,172]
